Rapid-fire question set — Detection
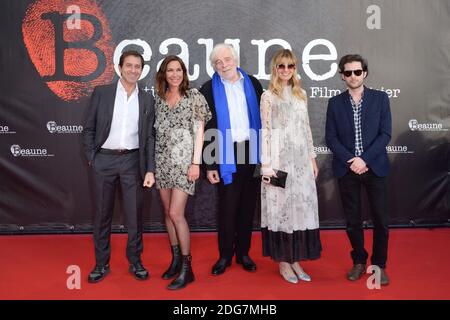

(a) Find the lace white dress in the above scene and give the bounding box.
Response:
[260,86,321,262]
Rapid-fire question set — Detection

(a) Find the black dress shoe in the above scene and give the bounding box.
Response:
[129,261,149,280]
[211,258,231,276]
[88,264,110,283]
[236,255,257,272]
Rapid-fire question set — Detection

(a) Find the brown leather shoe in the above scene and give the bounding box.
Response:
[380,268,390,286]
[347,264,366,281]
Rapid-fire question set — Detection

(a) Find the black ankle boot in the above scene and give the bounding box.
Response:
[167,254,195,290]
[162,245,181,280]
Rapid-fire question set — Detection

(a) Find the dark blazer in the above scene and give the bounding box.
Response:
[199,75,264,171]
[325,86,392,178]
[82,81,155,178]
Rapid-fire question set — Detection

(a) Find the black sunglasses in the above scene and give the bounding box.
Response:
[342,69,363,77]
[277,64,296,70]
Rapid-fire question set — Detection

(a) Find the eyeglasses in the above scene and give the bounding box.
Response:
[342,69,363,77]
[277,64,295,70]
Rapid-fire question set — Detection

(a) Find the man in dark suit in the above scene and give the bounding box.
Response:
[326,54,392,285]
[83,50,155,283]
[200,43,263,276]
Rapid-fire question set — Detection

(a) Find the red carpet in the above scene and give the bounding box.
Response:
[0,229,449,300]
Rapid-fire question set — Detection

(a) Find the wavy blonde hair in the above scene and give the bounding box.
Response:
[268,49,306,102]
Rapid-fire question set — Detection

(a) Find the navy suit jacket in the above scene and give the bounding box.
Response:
[325,86,392,178]
[82,81,156,178]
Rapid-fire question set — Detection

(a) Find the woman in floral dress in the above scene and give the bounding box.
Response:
[154,55,211,290]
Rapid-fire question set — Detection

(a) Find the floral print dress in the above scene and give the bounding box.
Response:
[154,89,211,195]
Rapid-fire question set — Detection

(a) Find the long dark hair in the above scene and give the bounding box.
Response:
[155,55,189,99]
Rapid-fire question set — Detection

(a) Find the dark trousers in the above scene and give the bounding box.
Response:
[91,151,144,266]
[338,170,389,268]
[217,141,260,261]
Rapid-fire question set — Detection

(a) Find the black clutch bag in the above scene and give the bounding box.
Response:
[253,164,288,188]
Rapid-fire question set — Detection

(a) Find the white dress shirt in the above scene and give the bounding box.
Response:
[221,72,250,143]
[102,80,140,150]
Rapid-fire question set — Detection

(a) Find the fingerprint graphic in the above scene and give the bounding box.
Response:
[22,0,115,101]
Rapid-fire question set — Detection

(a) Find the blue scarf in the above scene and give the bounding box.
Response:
[212,67,261,185]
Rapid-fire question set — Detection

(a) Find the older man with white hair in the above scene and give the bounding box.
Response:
[200,43,263,275]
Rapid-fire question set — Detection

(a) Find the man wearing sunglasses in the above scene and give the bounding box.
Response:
[325,54,392,285]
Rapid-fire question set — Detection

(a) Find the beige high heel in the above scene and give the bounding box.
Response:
[291,262,311,282]
[279,262,298,284]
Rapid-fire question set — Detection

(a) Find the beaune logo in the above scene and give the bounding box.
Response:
[10,144,54,157]
[47,121,83,133]
[386,145,414,154]
[408,119,448,132]
[314,146,332,154]
[22,0,114,101]
[314,145,414,154]
[10,145,21,157]
[0,125,16,134]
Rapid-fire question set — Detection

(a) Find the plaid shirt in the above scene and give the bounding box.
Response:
[350,93,364,156]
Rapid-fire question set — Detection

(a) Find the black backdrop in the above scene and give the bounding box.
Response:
[0,0,449,234]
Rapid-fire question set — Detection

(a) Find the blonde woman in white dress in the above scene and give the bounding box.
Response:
[260,49,322,284]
